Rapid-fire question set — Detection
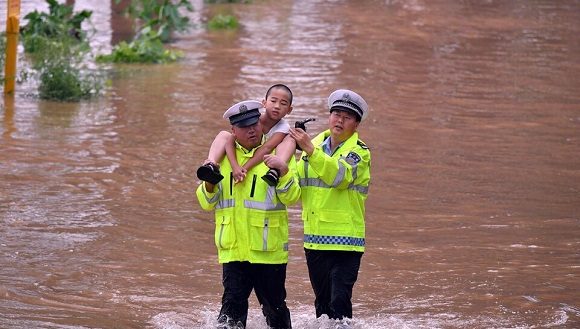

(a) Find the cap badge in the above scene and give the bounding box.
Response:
[342,93,351,102]
[239,104,248,112]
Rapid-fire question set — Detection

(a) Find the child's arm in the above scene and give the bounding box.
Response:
[225,133,246,182]
[242,132,287,172]
[274,135,297,162]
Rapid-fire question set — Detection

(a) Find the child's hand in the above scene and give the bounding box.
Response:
[232,164,247,183]
[263,154,289,177]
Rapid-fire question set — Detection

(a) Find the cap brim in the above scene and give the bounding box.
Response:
[233,116,260,127]
[330,105,362,121]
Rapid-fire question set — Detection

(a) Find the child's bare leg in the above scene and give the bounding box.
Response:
[262,136,296,186]
[197,131,231,184]
[205,131,231,164]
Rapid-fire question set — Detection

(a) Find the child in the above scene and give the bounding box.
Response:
[197,84,295,186]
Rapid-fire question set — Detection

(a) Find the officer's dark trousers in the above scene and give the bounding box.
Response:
[304,249,363,319]
[218,261,291,329]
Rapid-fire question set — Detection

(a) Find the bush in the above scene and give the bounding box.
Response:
[19,0,101,101]
[121,0,193,43]
[99,0,192,63]
[34,38,101,101]
[20,0,92,53]
[96,27,183,64]
[207,14,239,30]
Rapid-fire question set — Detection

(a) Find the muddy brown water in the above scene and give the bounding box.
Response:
[1,1,579,328]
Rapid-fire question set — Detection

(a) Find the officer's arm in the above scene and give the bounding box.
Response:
[196,182,221,210]
[307,147,370,189]
[274,157,301,205]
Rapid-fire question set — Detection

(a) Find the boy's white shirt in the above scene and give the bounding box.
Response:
[265,118,290,139]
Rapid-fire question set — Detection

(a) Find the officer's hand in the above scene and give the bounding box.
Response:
[263,154,289,177]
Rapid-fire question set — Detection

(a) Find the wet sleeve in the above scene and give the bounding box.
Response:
[275,157,301,206]
[307,146,370,190]
[196,183,220,211]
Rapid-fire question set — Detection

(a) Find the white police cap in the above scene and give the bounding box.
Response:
[223,100,262,127]
[327,89,369,121]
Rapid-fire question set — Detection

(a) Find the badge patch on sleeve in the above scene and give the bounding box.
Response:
[345,152,361,165]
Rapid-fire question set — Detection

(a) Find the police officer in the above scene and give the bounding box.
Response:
[289,89,371,322]
[196,100,301,329]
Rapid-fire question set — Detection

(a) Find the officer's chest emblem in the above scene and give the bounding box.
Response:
[345,152,361,165]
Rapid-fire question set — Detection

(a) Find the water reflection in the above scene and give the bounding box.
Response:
[2,95,16,139]
[1,1,580,328]
[68,0,112,54]
[236,0,344,120]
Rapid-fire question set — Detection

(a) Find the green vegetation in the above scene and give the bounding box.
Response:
[124,0,194,43]
[205,0,252,3]
[207,14,239,30]
[34,37,100,101]
[19,0,101,101]
[1,32,31,86]
[97,27,182,63]
[204,0,246,30]
[38,62,99,101]
[98,0,193,64]
[5,0,250,98]
[20,0,92,53]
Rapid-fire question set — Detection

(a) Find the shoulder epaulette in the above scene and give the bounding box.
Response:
[357,140,369,150]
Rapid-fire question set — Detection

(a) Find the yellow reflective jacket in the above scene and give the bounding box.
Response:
[297,130,371,252]
[196,139,301,264]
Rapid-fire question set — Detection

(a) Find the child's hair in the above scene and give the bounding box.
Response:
[265,84,293,105]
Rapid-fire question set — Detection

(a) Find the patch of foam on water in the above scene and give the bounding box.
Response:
[561,303,580,316]
[544,309,569,327]
[150,301,577,328]
[522,295,540,303]
[150,310,207,329]
[149,303,432,329]
[510,244,540,249]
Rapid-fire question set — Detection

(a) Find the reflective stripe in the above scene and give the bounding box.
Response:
[348,183,369,194]
[266,186,275,204]
[217,186,286,210]
[300,177,369,195]
[304,234,365,247]
[276,179,294,193]
[218,220,226,249]
[263,219,269,251]
[300,177,326,188]
[203,185,222,204]
[302,155,365,193]
[331,161,346,187]
[351,161,358,180]
[245,200,286,211]
[216,199,235,209]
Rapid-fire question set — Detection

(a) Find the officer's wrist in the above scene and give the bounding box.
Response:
[303,143,315,156]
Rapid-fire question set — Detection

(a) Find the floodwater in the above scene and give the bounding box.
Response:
[1,0,580,328]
